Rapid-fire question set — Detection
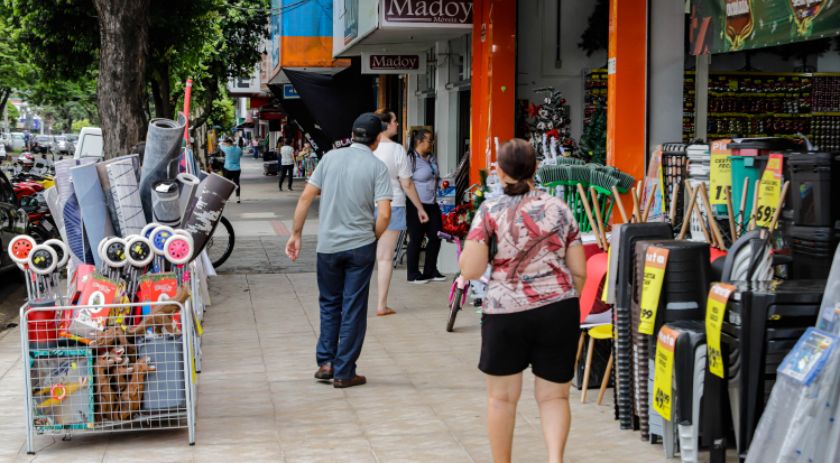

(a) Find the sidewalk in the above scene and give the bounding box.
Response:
[0,157,666,461]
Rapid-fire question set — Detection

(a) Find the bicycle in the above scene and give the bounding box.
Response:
[438,232,469,332]
[205,215,235,268]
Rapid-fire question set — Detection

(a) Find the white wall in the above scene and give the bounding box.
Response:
[649,0,686,148]
[516,0,607,141]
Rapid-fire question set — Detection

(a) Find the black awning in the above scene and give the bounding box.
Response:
[267,84,332,154]
[282,59,376,146]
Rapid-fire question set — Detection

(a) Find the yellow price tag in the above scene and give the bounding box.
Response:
[706,283,736,378]
[709,140,732,206]
[755,154,784,228]
[653,325,679,420]
[639,246,669,335]
[601,246,612,303]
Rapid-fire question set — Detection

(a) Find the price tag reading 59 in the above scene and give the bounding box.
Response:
[639,246,670,335]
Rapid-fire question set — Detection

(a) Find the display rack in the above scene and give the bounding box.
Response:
[583,68,608,131]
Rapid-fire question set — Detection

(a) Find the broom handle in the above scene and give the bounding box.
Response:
[692,187,714,245]
[578,183,604,249]
[642,182,658,222]
[698,183,726,249]
[748,179,761,231]
[631,187,641,223]
[590,187,607,246]
[668,182,680,226]
[725,186,737,242]
[678,181,700,240]
[611,186,629,224]
[768,180,791,233]
[737,177,749,233]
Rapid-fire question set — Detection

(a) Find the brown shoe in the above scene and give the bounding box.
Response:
[333,375,366,388]
[314,363,333,381]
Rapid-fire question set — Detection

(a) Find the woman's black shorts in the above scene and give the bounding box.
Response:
[479,298,581,383]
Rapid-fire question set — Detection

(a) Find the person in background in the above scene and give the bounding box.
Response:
[459,139,587,463]
[220,137,242,203]
[251,136,260,158]
[298,142,316,178]
[405,128,445,284]
[285,112,392,389]
[279,138,295,191]
[372,110,428,317]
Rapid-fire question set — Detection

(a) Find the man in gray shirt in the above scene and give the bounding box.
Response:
[286,113,392,388]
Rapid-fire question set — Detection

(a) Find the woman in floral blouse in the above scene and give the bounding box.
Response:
[460,139,587,463]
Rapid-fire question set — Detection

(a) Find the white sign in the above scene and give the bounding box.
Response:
[361,52,427,74]
[381,0,473,28]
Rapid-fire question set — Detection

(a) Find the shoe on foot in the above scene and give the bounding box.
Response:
[314,363,333,381]
[429,272,448,282]
[333,375,366,388]
[237,199,241,204]
[408,277,429,285]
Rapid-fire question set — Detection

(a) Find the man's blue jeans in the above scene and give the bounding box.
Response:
[315,241,377,380]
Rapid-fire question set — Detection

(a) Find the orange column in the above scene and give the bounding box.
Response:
[606,0,648,218]
[470,0,516,185]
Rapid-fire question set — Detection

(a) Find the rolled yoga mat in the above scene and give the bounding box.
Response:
[176,173,200,226]
[182,173,237,259]
[139,114,187,222]
[71,163,116,267]
[152,180,181,227]
[55,158,97,264]
[104,155,146,236]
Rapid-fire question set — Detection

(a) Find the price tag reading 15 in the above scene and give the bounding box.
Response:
[639,246,670,335]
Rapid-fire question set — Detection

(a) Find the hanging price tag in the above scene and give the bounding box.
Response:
[653,325,680,421]
[706,283,736,378]
[755,153,784,228]
[709,140,732,206]
[639,246,670,335]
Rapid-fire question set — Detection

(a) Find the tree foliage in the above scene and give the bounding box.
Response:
[578,0,609,57]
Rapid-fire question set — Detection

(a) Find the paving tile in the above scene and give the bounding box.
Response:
[282,437,375,463]
[368,432,473,463]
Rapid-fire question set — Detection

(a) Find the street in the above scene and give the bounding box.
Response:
[0,156,663,462]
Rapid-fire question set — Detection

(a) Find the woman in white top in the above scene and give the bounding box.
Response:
[372,110,428,316]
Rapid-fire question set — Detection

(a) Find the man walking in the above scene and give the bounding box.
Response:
[285,113,392,388]
[279,139,295,191]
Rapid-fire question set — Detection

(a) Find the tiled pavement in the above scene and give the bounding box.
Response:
[0,156,682,461]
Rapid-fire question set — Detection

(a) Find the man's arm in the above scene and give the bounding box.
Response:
[399,178,429,223]
[285,183,320,261]
[375,200,392,239]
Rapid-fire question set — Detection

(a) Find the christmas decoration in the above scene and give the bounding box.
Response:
[579,104,606,165]
[526,87,578,161]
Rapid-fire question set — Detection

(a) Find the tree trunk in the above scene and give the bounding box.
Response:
[92,0,151,159]
[0,88,10,118]
[150,63,173,119]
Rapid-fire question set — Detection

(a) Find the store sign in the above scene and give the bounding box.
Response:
[382,0,473,27]
[282,84,300,100]
[361,52,427,74]
[691,0,840,54]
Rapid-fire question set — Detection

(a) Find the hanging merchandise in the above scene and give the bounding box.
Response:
[139,114,188,223]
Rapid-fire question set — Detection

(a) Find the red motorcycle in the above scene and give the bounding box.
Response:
[12,180,58,242]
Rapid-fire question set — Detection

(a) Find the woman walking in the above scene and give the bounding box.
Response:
[459,139,587,463]
[405,128,445,283]
[372,110,428,316]
[220,137,242,203]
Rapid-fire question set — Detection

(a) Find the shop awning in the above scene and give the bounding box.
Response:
[281,59,375,145]
[268,84,332,154]
[690,0,840,55]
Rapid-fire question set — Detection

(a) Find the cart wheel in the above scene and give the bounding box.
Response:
[164,234,193,265]
[126,236,155,267]
[8,235,36,264]
[102,237,128,268]
[142,222,160,239]
[150,226,176,255]
[29,244,58,275]
[447,287,463,333]
[44,239,69,268]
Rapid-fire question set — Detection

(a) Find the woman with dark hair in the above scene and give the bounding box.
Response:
[220,137,242,203]
[459,138,587,463]
[372,109,428,315]
[405,128,445,283]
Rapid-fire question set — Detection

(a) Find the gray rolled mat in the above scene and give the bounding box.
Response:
[176,173,200,226]
[152,180,181,227]
[139,114,187,222]
[71,163,116,267]
[55,158,97,263]
[100,155,146,236]
[182,173,237,258]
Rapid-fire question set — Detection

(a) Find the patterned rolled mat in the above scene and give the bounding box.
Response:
[71,163,116,267]
[152,180,181,227]
[177,173,200,227]
[55,158,97,264]
[101,155,146,236]
[139,114,187,222]
[182,173,236,258]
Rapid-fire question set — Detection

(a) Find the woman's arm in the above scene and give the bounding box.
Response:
[565,243,587,295]
[460,240,489,280]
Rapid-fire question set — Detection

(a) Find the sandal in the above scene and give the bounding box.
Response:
[376,307,397,317]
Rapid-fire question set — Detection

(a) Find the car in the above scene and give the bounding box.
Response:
[0,143,6,162]
[53,136,73,154]
[74,127,103,160]
[7,133,26,152]
[31,135,54,154]
[0,169,25,272]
